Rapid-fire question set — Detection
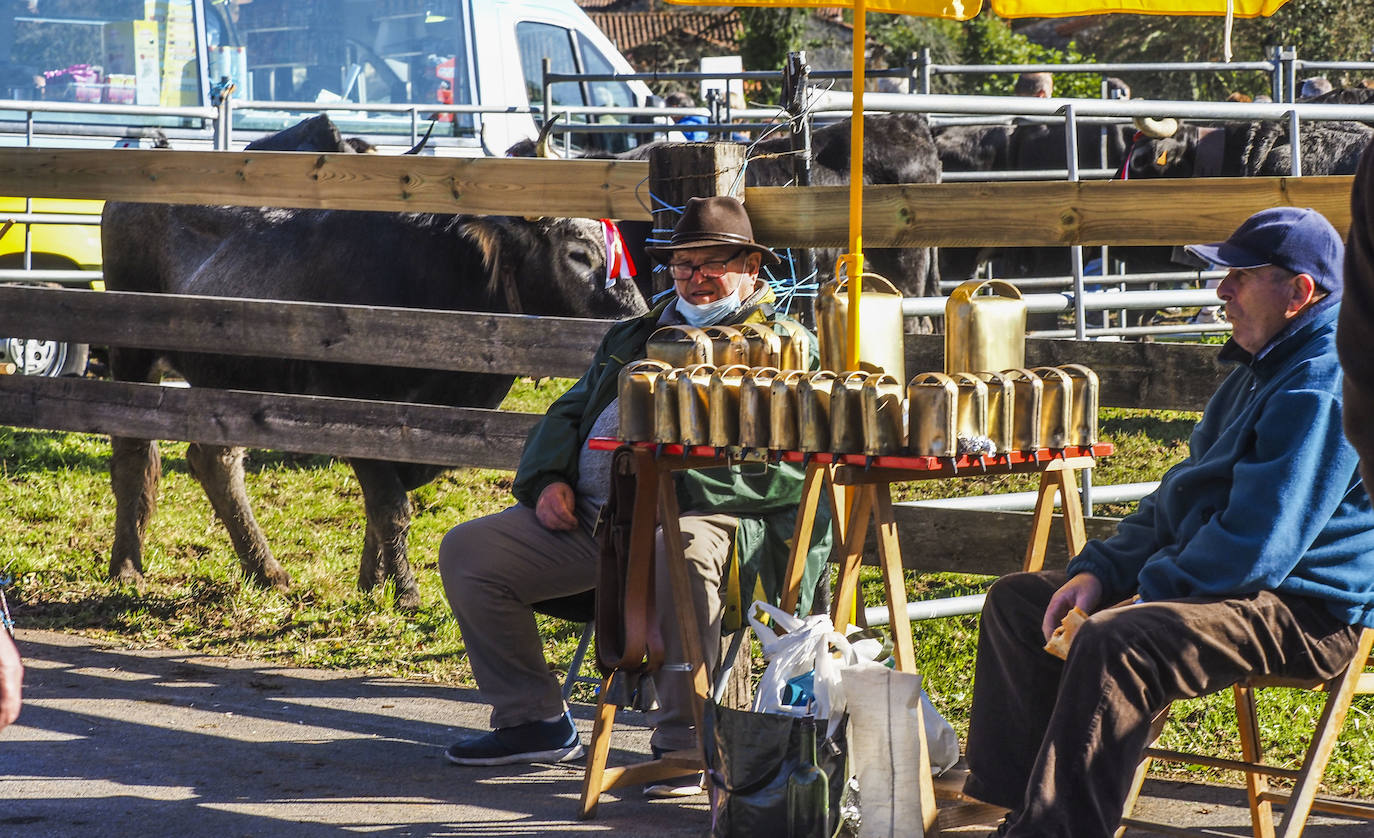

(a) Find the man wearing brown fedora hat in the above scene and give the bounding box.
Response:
[436,196,830,795]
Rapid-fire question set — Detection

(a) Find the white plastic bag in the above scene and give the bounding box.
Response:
[747,600,960,764]
[748,601,855,733]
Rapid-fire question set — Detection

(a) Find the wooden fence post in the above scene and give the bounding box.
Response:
[647,143,747,295]
[647,142,757,707]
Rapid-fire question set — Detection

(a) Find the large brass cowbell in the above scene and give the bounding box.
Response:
[815,271,906,382]
[944,280,1027,375]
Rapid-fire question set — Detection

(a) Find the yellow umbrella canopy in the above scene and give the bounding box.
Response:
[664,0,1291,368]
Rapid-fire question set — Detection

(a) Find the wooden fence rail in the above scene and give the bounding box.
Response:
[0,147,1355,247]
[0,374,536,470]
[0,286,607,379]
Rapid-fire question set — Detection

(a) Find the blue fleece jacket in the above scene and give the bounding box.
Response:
[1066,300,1374,629]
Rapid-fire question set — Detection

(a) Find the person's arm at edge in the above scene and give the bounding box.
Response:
[1341,140,1374,488]
[0,631,21,730]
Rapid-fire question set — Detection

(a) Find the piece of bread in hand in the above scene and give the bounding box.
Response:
[1043,606,1090,660]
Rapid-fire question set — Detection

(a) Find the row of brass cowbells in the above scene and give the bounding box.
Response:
[618,361,1099,458]
[644,321,812,371]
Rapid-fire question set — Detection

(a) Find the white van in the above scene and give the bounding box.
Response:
[3,0,652,154]
[213,0,656,155]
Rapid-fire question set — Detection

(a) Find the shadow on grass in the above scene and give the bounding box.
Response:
[18,587,201,629]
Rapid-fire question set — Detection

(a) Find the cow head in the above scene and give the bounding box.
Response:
[1122,118,1203,179]
[461,215,648,320]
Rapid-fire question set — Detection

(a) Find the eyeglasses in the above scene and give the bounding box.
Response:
[666,249,746,282]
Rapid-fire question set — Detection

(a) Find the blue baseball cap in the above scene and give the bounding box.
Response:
[1185,207,1344,299]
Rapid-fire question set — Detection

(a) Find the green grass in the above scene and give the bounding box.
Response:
[2,378,1370,796]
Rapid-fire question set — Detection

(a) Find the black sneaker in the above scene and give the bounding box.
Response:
[445,711,585,766]
[642,745,704,798]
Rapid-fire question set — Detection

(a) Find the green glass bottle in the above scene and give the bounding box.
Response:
[786,716,829,838]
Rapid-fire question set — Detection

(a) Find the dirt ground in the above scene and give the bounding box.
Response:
[2,629,1370,838]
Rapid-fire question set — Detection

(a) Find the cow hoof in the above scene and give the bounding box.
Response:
[108,562,145,589]
[249,565,291,593]
[393,586,421,613]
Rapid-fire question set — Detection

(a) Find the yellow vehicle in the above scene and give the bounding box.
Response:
[0,197,103,377]
[0,0,214,377]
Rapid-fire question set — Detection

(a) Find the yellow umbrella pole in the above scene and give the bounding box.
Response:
[844,0,867,371]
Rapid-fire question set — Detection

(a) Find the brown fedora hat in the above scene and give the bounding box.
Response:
[645,196,781,266]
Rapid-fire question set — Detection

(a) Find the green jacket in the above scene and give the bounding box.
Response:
[512,292,833,621]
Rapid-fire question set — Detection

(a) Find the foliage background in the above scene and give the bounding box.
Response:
[736,2,1374,102]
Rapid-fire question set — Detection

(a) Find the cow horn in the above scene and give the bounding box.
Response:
[405,119,438,155]
[1133,116,1180,139]
[534,113,565,159]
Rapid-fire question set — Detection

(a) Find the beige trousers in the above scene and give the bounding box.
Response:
[438,503,734,751]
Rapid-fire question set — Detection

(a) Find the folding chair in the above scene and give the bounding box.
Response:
[1119,626,1374,838]
[532,590,600,702]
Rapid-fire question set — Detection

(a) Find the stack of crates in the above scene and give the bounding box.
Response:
[150,0,200,106]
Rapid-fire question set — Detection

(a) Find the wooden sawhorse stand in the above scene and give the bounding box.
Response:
[578,441,1112,828]
[578,444,719,818]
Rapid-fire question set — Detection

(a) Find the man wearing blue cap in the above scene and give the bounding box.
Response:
[962,207,1374,838]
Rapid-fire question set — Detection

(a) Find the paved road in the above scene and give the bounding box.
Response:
[2,629,1370,837]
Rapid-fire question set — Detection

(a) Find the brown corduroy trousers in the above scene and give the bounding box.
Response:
[963,570,1360,838]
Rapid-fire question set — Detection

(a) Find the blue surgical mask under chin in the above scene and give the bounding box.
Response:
[677,293,742,328]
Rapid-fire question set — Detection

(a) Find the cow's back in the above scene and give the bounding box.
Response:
[101,202,512,407]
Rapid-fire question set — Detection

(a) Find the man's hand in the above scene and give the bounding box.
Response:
[0,631,22,730]
[535,482,579,531]
[1042,573,1105,643]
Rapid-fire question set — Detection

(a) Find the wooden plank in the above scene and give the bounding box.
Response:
[863,506,1121,576]
[0,285,608,378]
[746,176,1355,248]
[0,147,652,220]
[0,146,1352,248]
[904,333,1225,413]
[0,375,538,469]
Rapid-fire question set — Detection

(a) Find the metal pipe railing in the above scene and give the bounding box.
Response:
[940,270,1227,292]
[941,167,1119,182]
[920,60,1277,76]
[0,213,101,225]
[0,269,99,284]
[903,288,1222,318]
[1033,322,1231,339]
[0,99,215,120]
[905,481,1159,512]
[864,595,988,626]
[806,90,1374,123]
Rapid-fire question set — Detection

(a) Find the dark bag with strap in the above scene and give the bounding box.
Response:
[594,445,663,677]
[703,701,851,838]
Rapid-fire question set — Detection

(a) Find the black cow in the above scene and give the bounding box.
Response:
[1122,117,1372,179]
[101,116,647,609]
[933,120,1147,286]
[934,123,1011,175]
[1304,86,1374,105]
[748,114,942,305]
[512,113,944,309]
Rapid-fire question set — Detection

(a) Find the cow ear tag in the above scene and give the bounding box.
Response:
[1155,149,1168,167]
